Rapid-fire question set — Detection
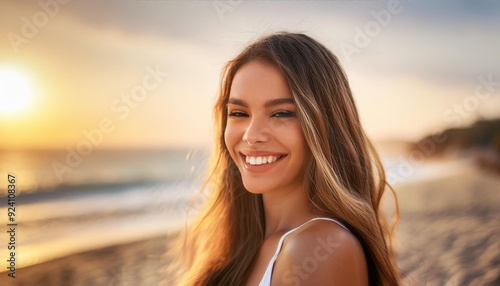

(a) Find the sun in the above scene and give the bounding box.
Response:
[0,68,34,115]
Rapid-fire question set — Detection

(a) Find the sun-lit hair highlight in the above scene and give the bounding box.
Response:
[162,31,401,286]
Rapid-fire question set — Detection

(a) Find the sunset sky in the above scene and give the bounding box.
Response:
[1,0,499,150]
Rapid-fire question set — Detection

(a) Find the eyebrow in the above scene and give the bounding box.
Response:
[227,98,295,108]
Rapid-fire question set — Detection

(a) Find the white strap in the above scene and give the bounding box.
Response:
[272,217,349,258]
[258,217,349,286]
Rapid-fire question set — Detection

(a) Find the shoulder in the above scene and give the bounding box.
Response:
[271,219,369,285]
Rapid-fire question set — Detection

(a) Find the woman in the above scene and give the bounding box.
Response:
[165,31,401,286]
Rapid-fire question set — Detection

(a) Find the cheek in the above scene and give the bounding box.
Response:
[277,122,306,146]
[296,134,308,157]
[224,124,239,155]
[290,125,309,160]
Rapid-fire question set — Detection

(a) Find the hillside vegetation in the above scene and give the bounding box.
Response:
[411,118,500,173]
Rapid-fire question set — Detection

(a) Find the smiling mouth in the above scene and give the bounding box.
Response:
[239,153,288,166]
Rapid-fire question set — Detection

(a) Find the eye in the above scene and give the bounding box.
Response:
[272,111,296,118]
[228,112,248,117]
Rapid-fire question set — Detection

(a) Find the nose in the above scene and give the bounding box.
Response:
[243,116,271,145]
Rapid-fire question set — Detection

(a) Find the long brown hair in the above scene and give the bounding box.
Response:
[163,31,401,286]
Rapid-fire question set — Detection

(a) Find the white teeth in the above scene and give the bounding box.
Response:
[245,155,282,166]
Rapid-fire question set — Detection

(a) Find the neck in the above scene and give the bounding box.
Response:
[262,182,318,239]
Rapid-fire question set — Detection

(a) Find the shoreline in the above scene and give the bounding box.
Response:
[0,231,181,286]
[1,162,499,285]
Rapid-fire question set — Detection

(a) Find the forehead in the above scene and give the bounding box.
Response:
[229,61,292,102]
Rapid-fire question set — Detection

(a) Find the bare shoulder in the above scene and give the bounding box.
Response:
[271,219,369,286]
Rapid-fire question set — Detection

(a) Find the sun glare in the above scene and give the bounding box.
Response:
[0,68,34,115]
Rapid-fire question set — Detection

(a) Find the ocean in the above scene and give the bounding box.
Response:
[0,147,472,270]
[0,148,210,270]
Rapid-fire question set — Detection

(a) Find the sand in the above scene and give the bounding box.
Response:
[0,231,180,286]
[388,166,500,286]
[1,165,499,285]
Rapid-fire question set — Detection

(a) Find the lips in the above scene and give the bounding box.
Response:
[240,150,288,157]
[238,150,288,172]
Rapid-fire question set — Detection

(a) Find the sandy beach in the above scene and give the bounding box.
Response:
[2,162,499,285]
[0,231,181,286]
[390,165,500,286]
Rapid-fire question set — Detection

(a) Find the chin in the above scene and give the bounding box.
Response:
[243,185,267,195]
[241,180,273,195]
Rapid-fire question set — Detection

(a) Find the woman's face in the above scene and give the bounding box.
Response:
[224,60,310,194]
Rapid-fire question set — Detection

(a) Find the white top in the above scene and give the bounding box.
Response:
[258,217,350,286]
